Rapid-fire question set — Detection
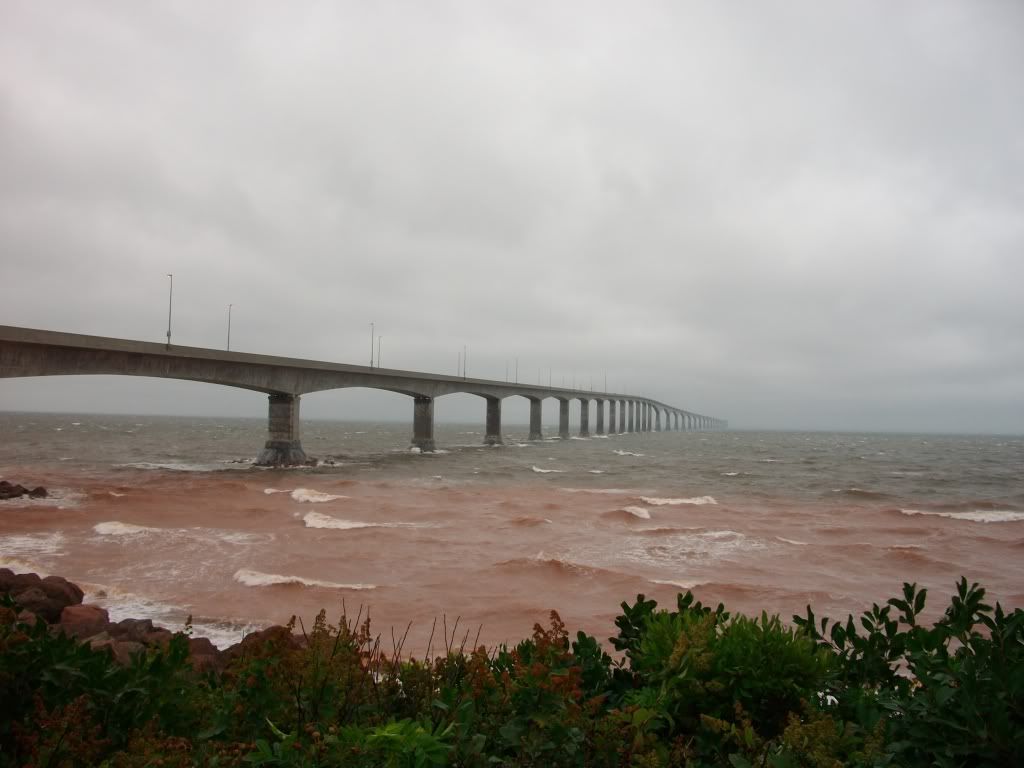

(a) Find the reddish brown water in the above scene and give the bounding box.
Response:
[2,414,1022,650]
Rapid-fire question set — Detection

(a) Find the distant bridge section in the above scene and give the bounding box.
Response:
[0,325,727,465]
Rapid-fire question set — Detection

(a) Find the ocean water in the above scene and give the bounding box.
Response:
[1,412,1022,650]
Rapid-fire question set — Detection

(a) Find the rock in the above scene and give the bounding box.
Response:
[41,575,84,606]
[142,628,174,649]
[111,618,155,642]
[223,625,300,664]
[89,635,146,665]
[13,586,67,624]
[0,481,46,500]
[16,610,40,627]
[0,569,42,595]
[190,653,221,674]
[0,481,29,500]
[60,604,110,638]
[188,636,219,657]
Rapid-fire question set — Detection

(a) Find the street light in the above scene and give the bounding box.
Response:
[226,304,233,351]
[370,322,374,367]
[377,336,382,368]
[165,274,173,349]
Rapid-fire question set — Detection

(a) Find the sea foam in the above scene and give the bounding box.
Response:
[233,568,375,590]
[900,509,1024,523]
[290,488,348,503]
[531,466,564,474]
[94,521,162,536]
[303,512,427,530]
[613,450,644,457]
[621,506,651,519]
[640,496,718,506]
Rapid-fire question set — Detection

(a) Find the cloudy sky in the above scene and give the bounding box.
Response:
[1,1,1022,433]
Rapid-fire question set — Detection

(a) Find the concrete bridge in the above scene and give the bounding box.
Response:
[0,325,727,465]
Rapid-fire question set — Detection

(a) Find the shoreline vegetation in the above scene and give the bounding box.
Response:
[1,569,1021,767]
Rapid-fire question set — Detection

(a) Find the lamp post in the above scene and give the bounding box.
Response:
[369,322,374,367]
[377,336,382,368]
[226,304,233,351]
[165,274,173,349]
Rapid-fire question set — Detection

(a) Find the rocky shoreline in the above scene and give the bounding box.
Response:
[0,568,296,673]
[0,479,48,500]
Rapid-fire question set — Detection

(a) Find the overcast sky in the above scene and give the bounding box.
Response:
[1,1,1022,433]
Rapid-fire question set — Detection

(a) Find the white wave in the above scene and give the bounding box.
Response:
[588,469,605,474]
[108,491,127,497]
[290,488,348,503]
[233,568,375,590]
[758,458,780,463]
[560,488,635,494]
[409,446,421,453]
[303,511,427,530]
[641,496,718,506]
[900,509,1024,523]
[721,472,740,477]
[264,488,290,495]
[569,436,589,441]
[304,512,377,530]
[591,434,610,439]
[0,532,66,558]
[622,506,651,519]
[94,521,162,536]
[531,466,564,474]
[613,450,644,457]
[116,461,235,472]
[650,578,704,590]
[776,537,809,546]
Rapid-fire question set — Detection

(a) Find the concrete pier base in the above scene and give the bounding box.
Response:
[256,393,309,466]
[608,400,616,434]
[619,400,626,433]
[558,399,570,439]
[484,397,503,445]
[579,398,590,437]
[412,396,436,452]
[528,398,543,440]
[595,399,604,435]
[627,401,635,433]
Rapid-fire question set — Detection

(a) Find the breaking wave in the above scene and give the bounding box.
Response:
[233,568,376,590]
[290,488,348,503]
[531,466,564,474]
[93,521,163,536]
[900,509,1024,523]
[640,496,717,506]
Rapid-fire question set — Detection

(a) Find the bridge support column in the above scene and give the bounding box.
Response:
[608,400,616,434]
[558,399,570,439]
[528,398,543,440]
[595,399,604,435]
[412,396,436,452]
[627,401,635,432]
[655,408,661,431]
[619,400,626,433]
[579,398,590,437]
[484,397,503,445]
[256,393,309,466]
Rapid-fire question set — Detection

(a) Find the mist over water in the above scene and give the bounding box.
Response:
[1,412,1022,650]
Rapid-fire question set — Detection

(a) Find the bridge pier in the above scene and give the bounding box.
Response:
[594,399,604,435]
[627,401,635,432]
[255,393,309,466]
[412,396,436,452]
[608,400,616,434]
[558,398,570,439]
[484,397,502,445]
[619,400,626,433]
[528,398,543,440]
[655,407,661,431]
[579,398,590,437]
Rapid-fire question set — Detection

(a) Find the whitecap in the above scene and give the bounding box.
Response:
[0,532,66,560]
[776,537,809,546]
[721,472,740,477]
[900,509,1024,523]
[613,449,644,457]
[264,488,290,495]
[622,506,651,519]
[588,470,605,474]
[409,446,421,453]
[290,488,348,503]
[650,578,704,590]
[531,466,564,474]
[560,488,635,494]
[94,521,162,536]
[641,496,718,506]
[233,568,375,590]
[108,491,127,497]
[303,511,427,530]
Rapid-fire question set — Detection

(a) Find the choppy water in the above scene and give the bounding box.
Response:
[1,412,1022,650]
